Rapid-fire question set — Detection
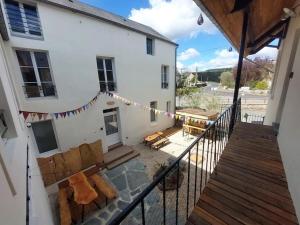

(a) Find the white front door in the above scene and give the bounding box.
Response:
[103,108,121,147]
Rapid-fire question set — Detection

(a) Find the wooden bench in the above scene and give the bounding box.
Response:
[90,174,117,200]
[58,188,72,225]
[151,138,169,150]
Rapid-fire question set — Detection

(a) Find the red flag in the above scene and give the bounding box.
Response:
[22,111,30,120]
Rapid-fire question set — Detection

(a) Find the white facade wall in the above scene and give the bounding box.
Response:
[0,35,54,225]
[1,1,176,154]
[265,15,300,219]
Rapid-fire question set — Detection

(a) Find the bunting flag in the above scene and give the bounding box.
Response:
[19,90,196,123]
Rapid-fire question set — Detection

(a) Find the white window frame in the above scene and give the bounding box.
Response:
[96,57,117,92]
[161,65,169,89]
[4,0,43,39]
[150,101,157,122]
[15,49,56,98]
[166,101,171,113]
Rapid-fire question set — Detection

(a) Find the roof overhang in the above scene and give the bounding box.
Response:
[193,0,296,55]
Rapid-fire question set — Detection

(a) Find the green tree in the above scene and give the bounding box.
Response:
[255,80,268,90]
[220,71,234,88]
[176,87,198,106]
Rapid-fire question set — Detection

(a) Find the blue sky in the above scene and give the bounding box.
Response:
[80,0,277,71]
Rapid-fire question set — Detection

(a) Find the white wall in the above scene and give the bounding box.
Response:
[0,35,54,225]
[265,15,300,220]
[1,1,176,154]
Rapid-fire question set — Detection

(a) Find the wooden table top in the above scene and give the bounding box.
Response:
[144,132,163,142]
[68,172,98,205]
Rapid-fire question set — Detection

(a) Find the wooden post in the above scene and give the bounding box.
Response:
[229,9,249,134]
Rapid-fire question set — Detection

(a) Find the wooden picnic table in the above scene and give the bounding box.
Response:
[68,172,98,222]
[144,131,163,144]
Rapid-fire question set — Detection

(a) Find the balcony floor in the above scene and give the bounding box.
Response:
[187,122,299,225]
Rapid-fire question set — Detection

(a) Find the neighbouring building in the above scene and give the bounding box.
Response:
[0,0,176,224]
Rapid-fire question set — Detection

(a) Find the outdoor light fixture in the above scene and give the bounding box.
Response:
[281,1,300,20]
[197,13,204,25]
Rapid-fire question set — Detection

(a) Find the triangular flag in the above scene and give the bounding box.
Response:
[66,111,71,117]
[42,113,48,120]
[22,111,30,120]
[31,113,37,119]
[37,113,43,120]
[54,113,59,119]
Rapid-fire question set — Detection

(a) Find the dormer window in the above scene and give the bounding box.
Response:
[4,0,42,37]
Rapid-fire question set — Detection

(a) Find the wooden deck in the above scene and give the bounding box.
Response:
[187,122,299,225]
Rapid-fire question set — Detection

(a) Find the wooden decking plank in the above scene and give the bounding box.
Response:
[209,179,299,223]
[210,172,295,213]
[207,182,297,225]
[217,160,288,187]
[187,122,299,225]
[203,187,280,225]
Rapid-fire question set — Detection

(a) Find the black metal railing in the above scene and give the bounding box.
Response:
[242,113,265,124]
[161,82,169,89]
[109,98,241,225]
[26,143,30,225]
[100,81,117,92]
[22,82,56,98]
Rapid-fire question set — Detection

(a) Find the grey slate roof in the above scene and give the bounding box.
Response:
[38,0,178,46]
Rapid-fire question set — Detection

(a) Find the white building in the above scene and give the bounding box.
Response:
[0,0,177,157]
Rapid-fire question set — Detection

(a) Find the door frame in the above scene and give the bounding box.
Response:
[103,107,122,148]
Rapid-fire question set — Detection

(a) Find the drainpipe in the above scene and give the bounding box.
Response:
[174,45,178,125]
[229,9,249,134]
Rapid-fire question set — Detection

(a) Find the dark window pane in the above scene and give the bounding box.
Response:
[100,82,106,92]
[106,71,114,82]
[21,67,36,82]
[16,50,33,66]
[147,38,153,55]
[34,52,49,67]
[105,59,112,70]
[98,70,105,81]
[24,4,41,36]
[24,83,40,98]
[5,0,25,33]
[41,83,55,96]
[32,120,58,153]
[38,68,52,82]
[96,58,104,70]
[104,114,118,135]
[108,82,115,92]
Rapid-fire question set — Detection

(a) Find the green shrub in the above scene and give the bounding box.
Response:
[255,80,268,90]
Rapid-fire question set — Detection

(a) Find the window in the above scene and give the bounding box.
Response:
[0,111,8,138]
[16,50,55,98]
[146,37,154,55]
[150,101,157,122]
[166,101,171,113]
[4,0,42,37]
[161,65,169,89]
[96,58,116,92]
[32,120,58,153]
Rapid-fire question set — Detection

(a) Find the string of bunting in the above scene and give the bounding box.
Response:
[104,92,204,123]
[19,91,101,121]
[19,91,204,123]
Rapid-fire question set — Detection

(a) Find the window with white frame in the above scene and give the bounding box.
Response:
[150,101,157,122]
[16,50,55,98]
[4,0,42,37]
[161,65,169,89]
[166,101,171,113]
[32,120,58,153]
[96,58,116,92]
[146,37,154,55]
[0,111,8,138]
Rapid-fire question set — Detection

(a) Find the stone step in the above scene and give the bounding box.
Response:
[108,142,123,151]
[106,151,140,170]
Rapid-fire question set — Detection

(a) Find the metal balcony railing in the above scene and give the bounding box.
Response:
[109,99,242,225]
[100,81,117,92]
[22,82,56,98]
[242,113,265,124]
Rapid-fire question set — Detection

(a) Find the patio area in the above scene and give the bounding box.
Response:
[50,128,217,225]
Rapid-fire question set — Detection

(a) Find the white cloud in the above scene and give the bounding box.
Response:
[129,0,217,40]
[178,48,200,61]
[185,49,238,71]
[250,47,278,60]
